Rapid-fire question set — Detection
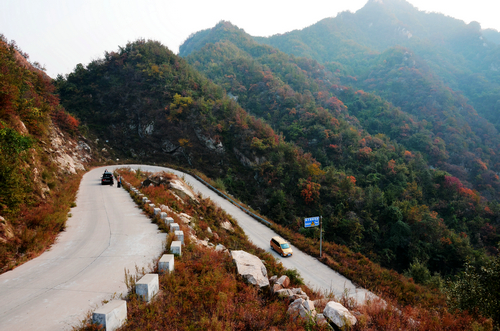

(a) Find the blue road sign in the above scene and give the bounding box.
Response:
[304,216,320,228]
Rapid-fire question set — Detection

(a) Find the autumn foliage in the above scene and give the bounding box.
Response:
[51,109,79,134]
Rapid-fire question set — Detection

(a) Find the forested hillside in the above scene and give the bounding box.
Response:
[253,0,500,133]
[179,19,499,276]
[0,35,91,272]
[55,4,500,324]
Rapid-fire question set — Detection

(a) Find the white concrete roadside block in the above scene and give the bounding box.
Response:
[174,230,184,244]
[158,254,175,273]
[170,241,182,255]
[145,199,152,204]
[154,208,161,215]
[169,222,180,232]
[142,197,147,203]
[164,217,174,225]
[135,274,159,302]
[139,193,144,198]
[148,203,155,210]
[92,300,127,331]
[160,212,167,220]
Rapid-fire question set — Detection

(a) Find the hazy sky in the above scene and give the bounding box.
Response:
[2,0,499,78]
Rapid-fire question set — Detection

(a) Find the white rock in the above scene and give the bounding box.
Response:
[287,298,316,320]
[179,213,192,224]
[220,220,234,232]
[231,250,269,287]
[169,179,197,201]
[323,301,357,328]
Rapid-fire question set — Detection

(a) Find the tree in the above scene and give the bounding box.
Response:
[445,253,500,324]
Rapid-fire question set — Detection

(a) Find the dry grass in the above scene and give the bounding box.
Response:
[0,171,83,273]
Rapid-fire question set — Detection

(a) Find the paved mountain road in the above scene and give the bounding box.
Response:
[0,167,166,331]
[114,165,376,303]
[0,164,375,330]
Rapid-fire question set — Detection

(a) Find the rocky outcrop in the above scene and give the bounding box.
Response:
[276,275,290,288]
[194,128,224,154]
[142,172,197,202]
[47,123,91,174]
[271,275,291,294]
[277,287,309,301]
[0,216,14,244]
[287,298,316,321]
[323,301,357,329]
[169,178,197,201]
[231,250,269,287]
[220,220,234,232]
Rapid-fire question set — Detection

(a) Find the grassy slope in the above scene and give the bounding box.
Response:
[0,37,88,273]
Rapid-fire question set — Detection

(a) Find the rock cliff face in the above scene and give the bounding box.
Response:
[47,122,92,175]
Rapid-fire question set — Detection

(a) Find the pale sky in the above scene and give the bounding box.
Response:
[1,0,499,78]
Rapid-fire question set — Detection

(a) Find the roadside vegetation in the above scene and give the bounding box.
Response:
[0,36,86,273]
[74,168,494,330]
[77,168,329,330]
[0,171,82,272]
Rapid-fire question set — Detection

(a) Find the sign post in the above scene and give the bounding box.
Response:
[304,216,323,258]
[320,215,322,258]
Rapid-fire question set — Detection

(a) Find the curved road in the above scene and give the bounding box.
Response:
[114,165,376,303]
[0,164,375,330]
[0,167,166,331]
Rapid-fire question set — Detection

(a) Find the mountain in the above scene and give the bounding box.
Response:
[253,0,500,132]
[0,36,93,272]
[55,25,500,288]
[53,14,500,325]
[180,18,499,271]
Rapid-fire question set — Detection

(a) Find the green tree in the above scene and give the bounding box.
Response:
[445,254,500,324]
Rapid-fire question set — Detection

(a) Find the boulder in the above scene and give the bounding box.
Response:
[215,244,228,253]
[323,301,357,328]
[178,213,192,224]
[160,204,173,213]
[276,287,309,300]
[168,179,197,202]
[276,275,290,288]
[289,287,309,301]
[220,220,234,232]
[141,173,198,202]
[231,250,269,287]
[269,275,278,284]
[287,298,316,321]
[272,283,283,294]
[0,216,14,243]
